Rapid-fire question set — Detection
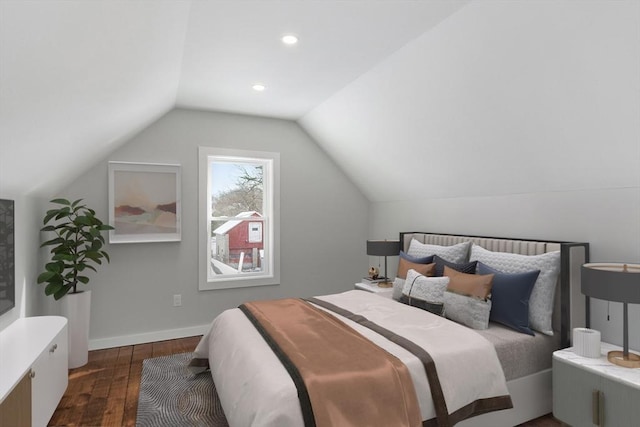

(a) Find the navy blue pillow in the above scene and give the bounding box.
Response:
[433,255,477,277]
[400,251,434,264]
[477,262,540,336]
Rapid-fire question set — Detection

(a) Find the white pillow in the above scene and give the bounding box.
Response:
[402,269,450,303]
[469,244,561,335]
[392,277,405,301]
[407,239,470,264]
[399,269,450,316]
[443,291,491,330]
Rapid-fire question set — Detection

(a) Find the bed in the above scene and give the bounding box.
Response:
[192,232,589,426]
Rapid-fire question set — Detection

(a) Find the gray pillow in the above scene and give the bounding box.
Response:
[402,269,450,302]
[399,269,450,315]
[407,239,470,264]
[470,244,561,335]
[443,291,492,330]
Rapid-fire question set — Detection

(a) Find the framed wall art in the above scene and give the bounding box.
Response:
[108,162,181,243]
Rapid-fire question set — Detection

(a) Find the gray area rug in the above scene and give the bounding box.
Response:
[136,352,229,427]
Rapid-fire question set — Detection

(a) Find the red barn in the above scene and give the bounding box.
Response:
[212,211,263,271]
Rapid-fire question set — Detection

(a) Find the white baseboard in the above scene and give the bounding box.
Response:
[88,324,211,350]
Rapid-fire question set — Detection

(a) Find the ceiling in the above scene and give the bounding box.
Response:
[0,0,469,196]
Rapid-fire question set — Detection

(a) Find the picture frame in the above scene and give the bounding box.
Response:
[108,162,181,244]
[0,199,15,316]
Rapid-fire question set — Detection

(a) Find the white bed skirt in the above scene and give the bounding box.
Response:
[457,369,552,427]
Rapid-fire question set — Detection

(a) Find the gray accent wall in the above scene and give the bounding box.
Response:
[42,109,368,347]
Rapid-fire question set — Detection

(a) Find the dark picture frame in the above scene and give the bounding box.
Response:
[0,199,15,316]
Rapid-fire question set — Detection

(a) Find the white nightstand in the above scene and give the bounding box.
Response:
[354,282,394,298]
[553,342,640,426]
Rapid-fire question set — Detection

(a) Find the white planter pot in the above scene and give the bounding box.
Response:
[61,290,91,369]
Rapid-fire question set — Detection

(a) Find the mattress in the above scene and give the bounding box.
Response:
[476,322,560,381]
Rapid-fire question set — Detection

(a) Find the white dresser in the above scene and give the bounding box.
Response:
[0,316,68,427]
[553,343,640,427]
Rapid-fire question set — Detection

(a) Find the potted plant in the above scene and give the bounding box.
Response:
[37,198,113,368]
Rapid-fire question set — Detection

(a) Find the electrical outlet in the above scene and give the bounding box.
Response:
[173,294,182,307]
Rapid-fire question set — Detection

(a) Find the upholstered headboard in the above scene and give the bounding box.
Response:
[399,232,590,348]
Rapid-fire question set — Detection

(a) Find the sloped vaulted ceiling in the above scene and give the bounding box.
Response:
[300,0,640,203]
[0,0,468,197]
[0,1,190,196]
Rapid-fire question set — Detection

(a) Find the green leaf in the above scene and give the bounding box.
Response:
[76,276,90,284]
[52,253,75,262]
[55,208,71,220]
[43,210,59,224]
[45,282,63,296]
[74,216,92,226]
[45,262,63,273]
[53,285,72,300]
[84,255,103,265]
[50,198,71,205]
[40,237,65,248]
[37,271,57,283]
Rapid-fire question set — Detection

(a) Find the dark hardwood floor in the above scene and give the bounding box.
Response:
[49,336,562,426]
[49,335,201,426]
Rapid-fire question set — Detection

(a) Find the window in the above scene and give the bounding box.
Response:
[198,147,280,290]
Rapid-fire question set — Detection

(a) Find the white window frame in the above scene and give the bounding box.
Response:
[198,146,280,290]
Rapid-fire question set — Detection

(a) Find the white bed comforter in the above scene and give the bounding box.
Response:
[193,290,510,426]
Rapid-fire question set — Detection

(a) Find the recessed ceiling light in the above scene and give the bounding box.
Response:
[281,34,298,45]
[252,84,266,92]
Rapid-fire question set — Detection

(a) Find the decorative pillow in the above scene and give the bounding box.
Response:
[399,250,434,264]
[443,266,493,300]
[434,255,478,277]
[443,291,492,330]
[392,277,405,301]
[397,258,435,280]
[478,262,539,336]
[407,239,471,264]
[399,295,445,315]
[470,244,561,336]
[398,269,450,315]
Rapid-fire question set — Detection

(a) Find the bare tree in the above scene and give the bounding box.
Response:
[212,165,263,217]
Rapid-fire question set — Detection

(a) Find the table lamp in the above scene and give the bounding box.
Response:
[366,240,400,288]
[581,263,640,368]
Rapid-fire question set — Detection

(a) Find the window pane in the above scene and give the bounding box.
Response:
[210,217,266,274]
[211,162,264,217]
[208,159,267,279]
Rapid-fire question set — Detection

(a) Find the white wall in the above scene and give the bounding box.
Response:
[301,1,640,349]
[44,108,369,348]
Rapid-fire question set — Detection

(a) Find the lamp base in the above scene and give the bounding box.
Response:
[377,281,393,288]
[607,350,640,368]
